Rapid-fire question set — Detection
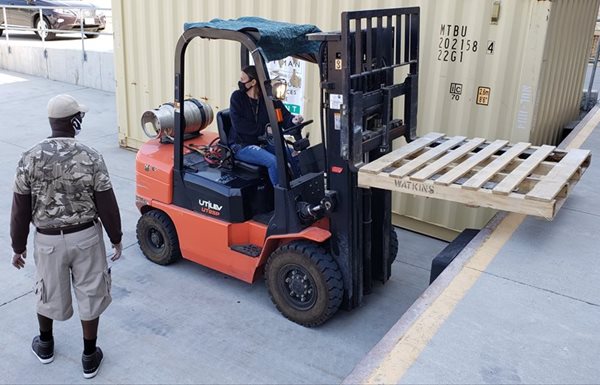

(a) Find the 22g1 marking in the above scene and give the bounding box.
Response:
[438,37,479,63]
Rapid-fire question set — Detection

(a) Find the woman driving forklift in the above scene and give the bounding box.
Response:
[229,65,302,186]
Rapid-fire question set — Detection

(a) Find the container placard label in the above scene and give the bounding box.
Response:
[438,24,479,63]
[477,87,491,106]
[267,57,306,114]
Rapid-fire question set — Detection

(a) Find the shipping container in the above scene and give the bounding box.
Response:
[112,0,599,238]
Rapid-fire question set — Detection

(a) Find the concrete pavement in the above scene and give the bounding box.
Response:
[0,69,447,384]
[345,104,600,384]
[4,63,598,384]
[0,31,114,92]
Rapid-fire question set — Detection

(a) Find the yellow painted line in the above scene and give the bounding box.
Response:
[566,107,600,150]
[362,107,600,385]
[364,213,525,385]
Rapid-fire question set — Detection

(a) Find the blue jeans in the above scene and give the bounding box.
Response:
[233,144,300,186]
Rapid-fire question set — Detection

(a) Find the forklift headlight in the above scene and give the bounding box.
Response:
[271,77,287,100]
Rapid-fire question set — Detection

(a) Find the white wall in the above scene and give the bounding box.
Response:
[0,45,114,92]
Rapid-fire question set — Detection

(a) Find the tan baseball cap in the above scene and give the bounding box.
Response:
[47,94,89,119]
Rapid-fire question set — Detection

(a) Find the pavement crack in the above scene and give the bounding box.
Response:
[9,87,87,104]
[396,260,430,272]
[111,173,135,182]
[563,206,600,218]
[124,242,137,250]
[469,268,600,308]
[0,139,29,150]
[0,291,33,308]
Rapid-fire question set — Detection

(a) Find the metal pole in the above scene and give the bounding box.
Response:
[585,30,600,110]
[79,8,87,62]
[38,9,48,58]
[2,6,10,53]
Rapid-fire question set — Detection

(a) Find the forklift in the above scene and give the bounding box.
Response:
[135,8,420,326]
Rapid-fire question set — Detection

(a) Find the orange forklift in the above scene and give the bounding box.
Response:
[135,8,419,326]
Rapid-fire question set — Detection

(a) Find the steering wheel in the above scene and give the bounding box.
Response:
[281,119,314,137]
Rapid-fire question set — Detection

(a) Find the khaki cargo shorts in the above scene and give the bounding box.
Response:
[33,222,112,321]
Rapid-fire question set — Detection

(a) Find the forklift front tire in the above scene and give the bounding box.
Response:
[136,210,181,265]
[265,241,343,327]
[390,228,399,264]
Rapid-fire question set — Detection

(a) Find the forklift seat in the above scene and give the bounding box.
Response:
[216,109,234,146]
[217,109,263,174]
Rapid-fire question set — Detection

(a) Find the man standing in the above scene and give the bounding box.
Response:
[10,94,123,379]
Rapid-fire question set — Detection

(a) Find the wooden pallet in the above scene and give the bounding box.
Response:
[358,132,591,219]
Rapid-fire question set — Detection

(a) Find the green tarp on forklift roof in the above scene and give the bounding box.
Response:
[184,17,321,62]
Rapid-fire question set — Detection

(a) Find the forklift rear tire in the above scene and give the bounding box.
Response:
[390,228,399,264]
[265,241,343,327]
[136,210,181,265]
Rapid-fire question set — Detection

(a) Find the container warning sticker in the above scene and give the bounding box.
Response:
[267,57,306,114]
[330,94,343,110]
[450,82,463,101]
[477,87,491,106]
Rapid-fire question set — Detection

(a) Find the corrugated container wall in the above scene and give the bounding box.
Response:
[112,0,599,239]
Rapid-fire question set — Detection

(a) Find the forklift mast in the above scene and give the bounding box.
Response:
[310,8,420,308]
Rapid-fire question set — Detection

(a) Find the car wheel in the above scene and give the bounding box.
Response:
[85,30,100,39]
[35,16,56,41]
[265,241,343,327]
[0,29,3,38]
[136,210,181,265]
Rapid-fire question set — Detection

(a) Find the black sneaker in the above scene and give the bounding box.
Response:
[31,336,54,364]
[82,347,103,379]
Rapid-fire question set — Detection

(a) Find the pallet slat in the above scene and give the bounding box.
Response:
[525,149,591,202]
[391,136,466,178]
[360,132,444,174]
[434,139,508,185]
[492,145,555,195]
[411,138,486,181]
[462,142,531,190]
[358,135,590,220]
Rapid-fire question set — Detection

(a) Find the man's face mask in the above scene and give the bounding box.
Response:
[71,112,85,136]
[238,78,253,93]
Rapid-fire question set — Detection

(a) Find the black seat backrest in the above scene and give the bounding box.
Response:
[217,109,232,145]
[216,108,263,175]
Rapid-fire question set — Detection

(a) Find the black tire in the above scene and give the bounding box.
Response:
[136,210,181,265]
[85,31,100,39]
[390,227,399,264]
[0,29,3,38]
[34,16,56,41]
[265,241,343,327]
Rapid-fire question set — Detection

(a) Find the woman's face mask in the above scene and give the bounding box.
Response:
[238,78,253,93]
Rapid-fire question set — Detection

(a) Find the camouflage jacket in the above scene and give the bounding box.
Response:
[13,138,112,229]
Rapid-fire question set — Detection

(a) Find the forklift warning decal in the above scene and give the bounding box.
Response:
[394,179,435,194]
[267,57,306,114]
[477,87,491,106]
[438,24,479,63]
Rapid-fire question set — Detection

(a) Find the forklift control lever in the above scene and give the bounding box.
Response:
[282,119,314,137]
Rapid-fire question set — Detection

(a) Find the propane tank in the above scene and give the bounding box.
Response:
[140,98,214,139]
